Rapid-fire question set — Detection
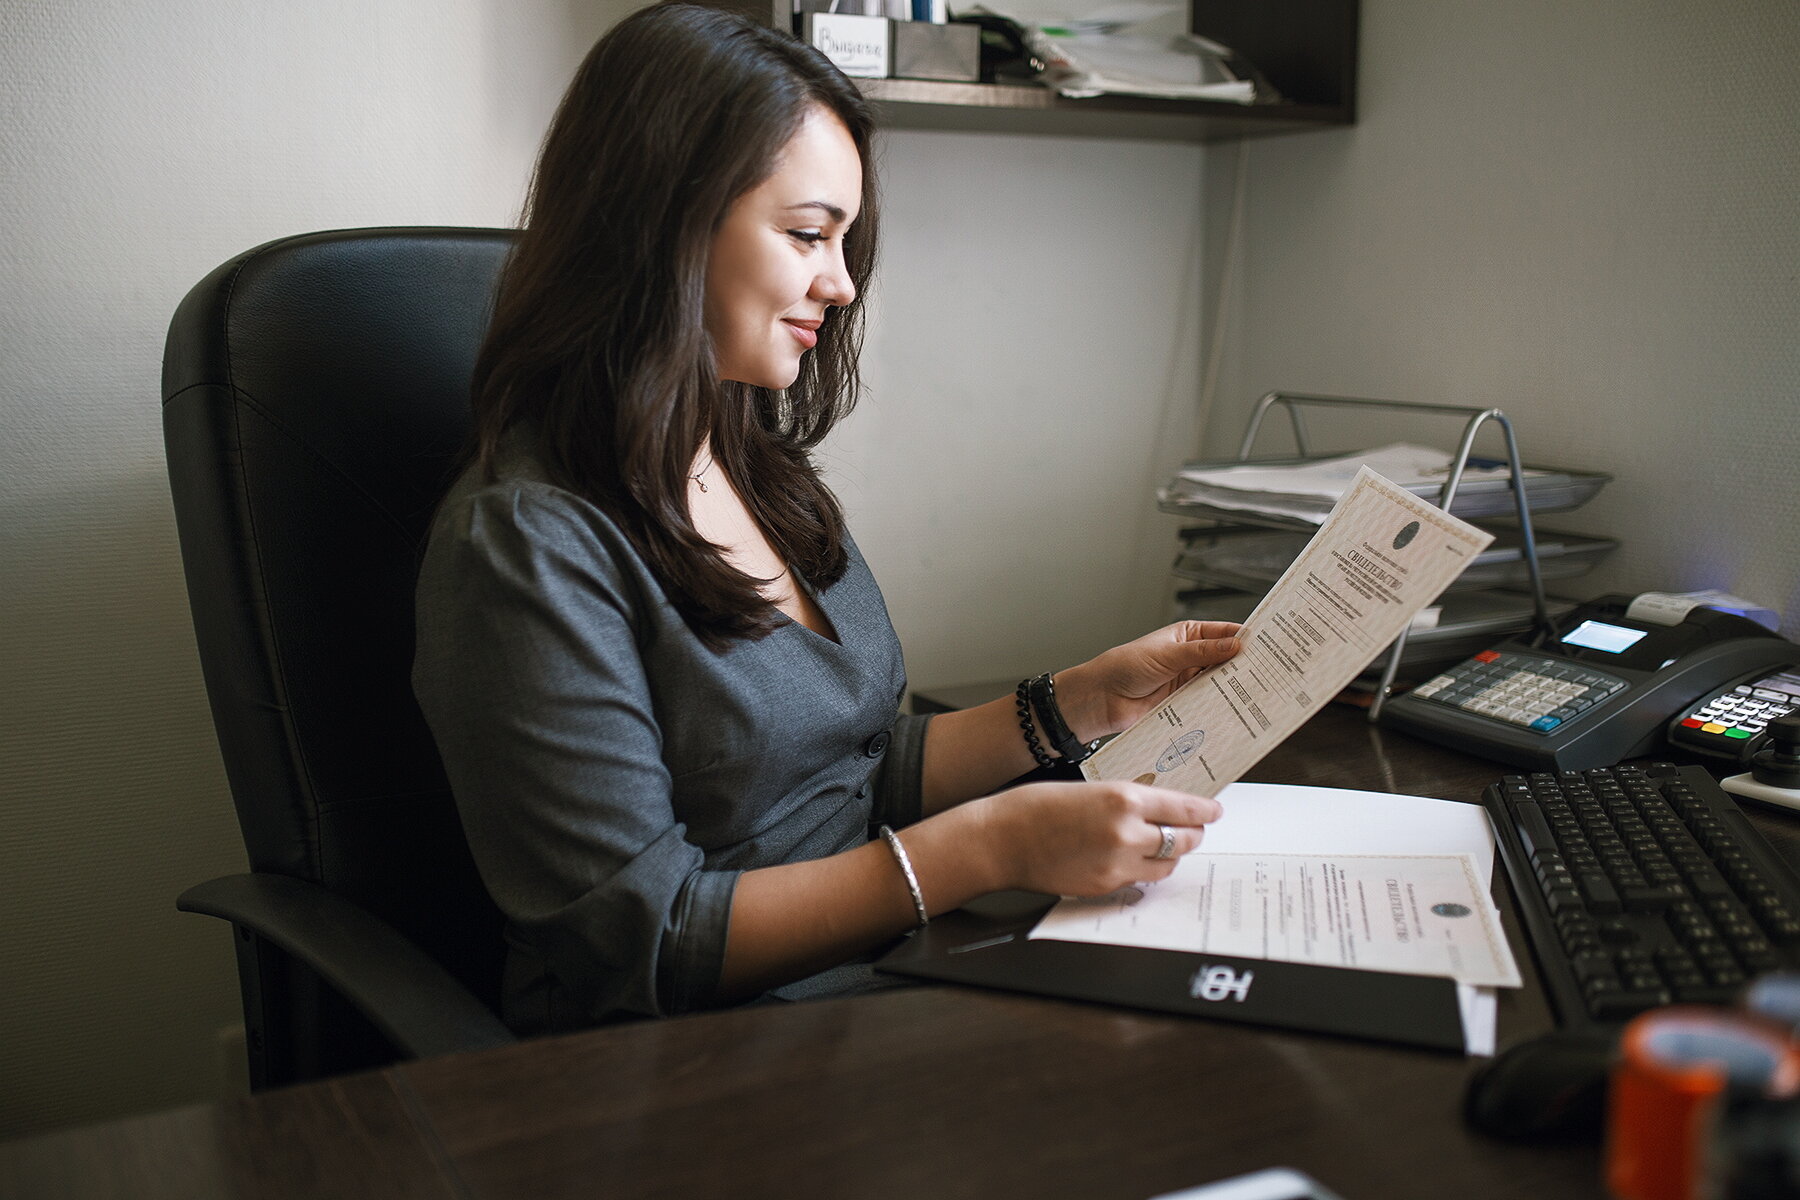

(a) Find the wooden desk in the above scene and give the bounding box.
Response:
[17,705,1791,1199]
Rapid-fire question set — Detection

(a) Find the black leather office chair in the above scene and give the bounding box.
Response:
[162,228,519,1089]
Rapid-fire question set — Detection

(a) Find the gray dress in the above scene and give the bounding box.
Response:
[413,438,930,1033]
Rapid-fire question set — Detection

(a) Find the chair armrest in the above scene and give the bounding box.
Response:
[179,873,515,1060]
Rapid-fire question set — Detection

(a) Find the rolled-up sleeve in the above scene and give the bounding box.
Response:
[413,486,732,1020]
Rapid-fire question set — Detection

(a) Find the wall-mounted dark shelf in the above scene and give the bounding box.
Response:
[861,78,1350,143]
[718,0,1357,142]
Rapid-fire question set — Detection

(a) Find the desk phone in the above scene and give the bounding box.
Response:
[1380,594,1800,771]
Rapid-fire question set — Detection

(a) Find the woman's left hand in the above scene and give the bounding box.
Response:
[1053,621,1243,745]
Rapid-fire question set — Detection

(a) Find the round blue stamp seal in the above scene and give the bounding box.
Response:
[1156,729,1206,772]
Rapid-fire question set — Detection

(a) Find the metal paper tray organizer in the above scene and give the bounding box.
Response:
[1175,528,1618,593]
[1160,392,1615,719]
[1159,466,1610,528]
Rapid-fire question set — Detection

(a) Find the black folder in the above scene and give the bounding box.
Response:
[876,891,1467,1053]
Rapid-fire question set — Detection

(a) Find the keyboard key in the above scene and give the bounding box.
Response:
[1556,909,1597,936]
[1570,949,1615,976]
[1546,886,1583,914]
[1741,948,1783,974]
[1513,802,1557,859]
[1596,917,1638,946]
[1592,988,1671,1020]
[1621,884,1685,910]
[1578,873,1623,913]
[1697,949,1737,974]
[1674,985,1743,1006]
[1767,918,1800,943]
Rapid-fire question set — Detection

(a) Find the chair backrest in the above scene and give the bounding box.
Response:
[162,228,515,1063]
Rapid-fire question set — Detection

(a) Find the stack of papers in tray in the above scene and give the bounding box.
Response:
[1174,526,1618,592]
[1159,442,1548,526]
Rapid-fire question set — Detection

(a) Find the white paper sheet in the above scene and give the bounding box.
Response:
[1458,984,1498,1057]
[1030,851,1521,988]
[1036,782,1510,1054]
[1084,467,1494,793]
[1176,443,1531,500]
[1197,781,1496,878]
[1624,588,1780,631]
[1161,443,1552,526]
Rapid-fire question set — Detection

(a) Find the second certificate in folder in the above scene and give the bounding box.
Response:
[1085,466,1495,792]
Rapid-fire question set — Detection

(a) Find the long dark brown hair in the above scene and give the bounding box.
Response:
[469,3,880,647]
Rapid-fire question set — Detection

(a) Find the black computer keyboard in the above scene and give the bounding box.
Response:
[1486,761,1800,1031]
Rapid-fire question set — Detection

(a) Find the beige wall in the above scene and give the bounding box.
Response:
[837,127,1206,684]
[0,0,627,1137]
[0,1,1204,1134]
[1202,0,1800,638]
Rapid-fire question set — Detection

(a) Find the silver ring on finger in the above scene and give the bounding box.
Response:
[1154,824,1177,860]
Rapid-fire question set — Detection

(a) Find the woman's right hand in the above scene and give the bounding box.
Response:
[968,779,1223,898]
[722,777,1219,999]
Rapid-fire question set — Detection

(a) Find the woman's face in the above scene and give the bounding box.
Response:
[704,107,861,390]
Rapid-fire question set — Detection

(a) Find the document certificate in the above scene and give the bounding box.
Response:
[1083,467,1494,793]
[1031,852,1521,988]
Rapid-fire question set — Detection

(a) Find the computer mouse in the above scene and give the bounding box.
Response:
[1463,1030,1618,1141]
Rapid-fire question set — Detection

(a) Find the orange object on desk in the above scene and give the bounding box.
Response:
[1606,1007,1800,1200]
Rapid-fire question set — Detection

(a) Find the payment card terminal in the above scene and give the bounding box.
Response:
[1379,594,1800,771]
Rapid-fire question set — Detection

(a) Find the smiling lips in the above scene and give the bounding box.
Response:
[784,318,821,349]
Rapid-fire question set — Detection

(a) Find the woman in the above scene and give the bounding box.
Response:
[413,2,1241,1034]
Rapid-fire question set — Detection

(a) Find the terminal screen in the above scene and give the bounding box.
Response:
[1561,620,1649,654]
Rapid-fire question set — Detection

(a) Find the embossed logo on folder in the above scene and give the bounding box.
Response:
[1189,964,1254,1002]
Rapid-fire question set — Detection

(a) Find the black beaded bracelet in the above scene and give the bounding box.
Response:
[1015,679,1056,769]
[1027,672,1097,765]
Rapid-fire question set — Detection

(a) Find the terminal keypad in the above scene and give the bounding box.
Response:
[1678,681,1798,744]
[1409,650,1626,734]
